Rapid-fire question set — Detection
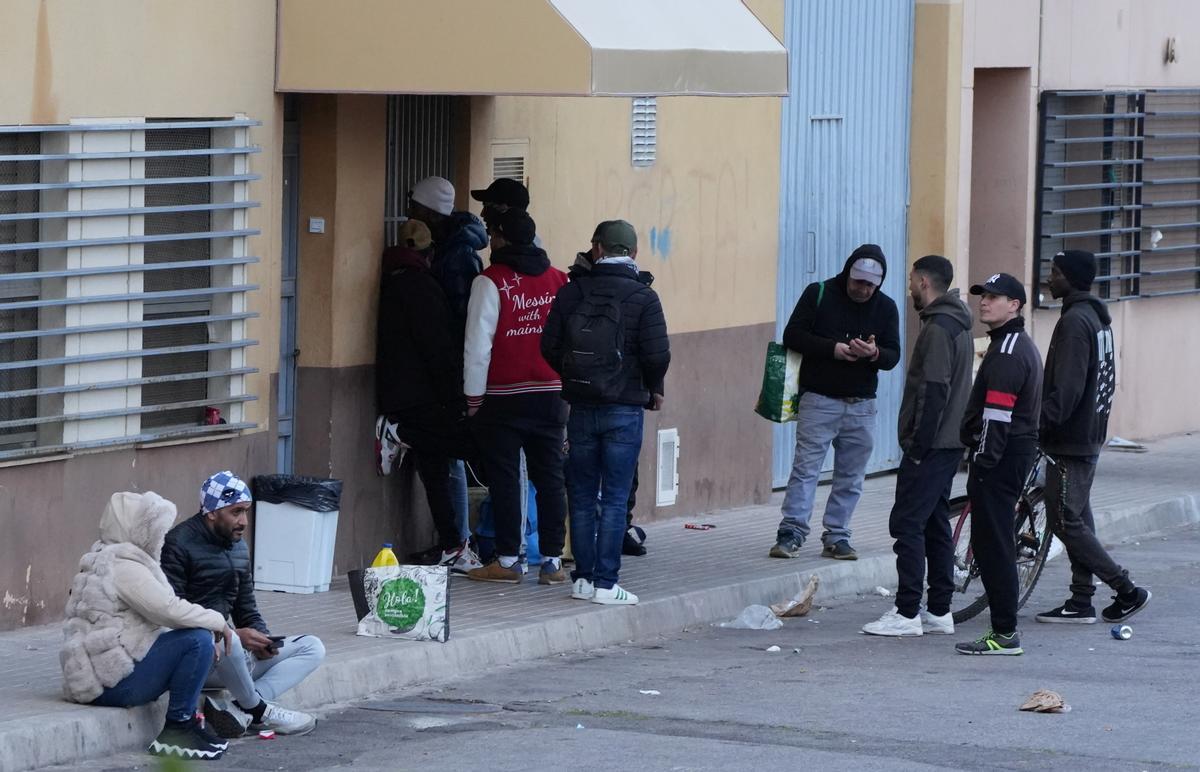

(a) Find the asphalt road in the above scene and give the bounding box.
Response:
[53,524,1200,771]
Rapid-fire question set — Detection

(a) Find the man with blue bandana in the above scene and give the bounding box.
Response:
[162,472,324,739]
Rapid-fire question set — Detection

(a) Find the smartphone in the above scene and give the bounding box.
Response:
[267,635,286,646]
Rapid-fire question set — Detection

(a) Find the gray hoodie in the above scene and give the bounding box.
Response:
[897,288,973,458]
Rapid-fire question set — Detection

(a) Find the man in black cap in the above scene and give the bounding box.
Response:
[471,177,531,234]
[955,273,1043,655]
[863,255,973,637]
[1035,250,1150,625]
[770,244,901,562]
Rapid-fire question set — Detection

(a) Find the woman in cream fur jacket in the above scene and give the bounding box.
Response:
[60,490,235,760]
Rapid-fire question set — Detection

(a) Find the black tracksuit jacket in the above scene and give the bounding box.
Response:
[1040,291,1116,457]
[960,316,1044,469]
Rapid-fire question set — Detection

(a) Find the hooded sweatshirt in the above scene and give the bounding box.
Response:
[464,242,568,408]
[897,288,974,458]
[429,211,487,339]
[782,247,902,399]
[61,492,226,703]
[1040,290,1117,457]
[376,246,462,414]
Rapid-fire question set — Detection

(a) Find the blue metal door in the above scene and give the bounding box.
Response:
[772,0,915,487]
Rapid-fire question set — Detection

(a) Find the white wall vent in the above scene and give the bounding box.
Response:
[656,427,680,506]
[631,97,657,168]
[491,139,529,186]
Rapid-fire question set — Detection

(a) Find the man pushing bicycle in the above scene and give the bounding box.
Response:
[956,273,1043,656]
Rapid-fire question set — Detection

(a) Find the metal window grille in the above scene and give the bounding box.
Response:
[384,96,455,246]
[1036,89,1200,305]
[632,97,658,168]
[0,118,262,460]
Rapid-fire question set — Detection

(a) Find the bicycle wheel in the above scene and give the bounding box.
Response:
[1013,488,1052,612]
[948,495,989,624]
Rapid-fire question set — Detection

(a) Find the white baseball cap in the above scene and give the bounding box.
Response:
[410,176,455,216]
[849,257,884,287]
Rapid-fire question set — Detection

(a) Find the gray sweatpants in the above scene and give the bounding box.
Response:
[776,392,876,546]
[205,633,325,706]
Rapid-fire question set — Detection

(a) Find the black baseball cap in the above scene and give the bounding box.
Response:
[970,272,1027,306]
[470,178,530,210]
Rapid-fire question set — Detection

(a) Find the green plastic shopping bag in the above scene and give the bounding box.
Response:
[754,342,802,423]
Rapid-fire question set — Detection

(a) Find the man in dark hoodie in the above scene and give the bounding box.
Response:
[956,273,1043,656]
[864,255,973,637]
[464,208,569,585]
[770,244,901,561]
[1035,250,1150,625]
[542,220,670,605]
[375,220,482,574]
[407,175,487,339]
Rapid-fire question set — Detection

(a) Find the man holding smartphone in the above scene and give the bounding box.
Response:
[162,472,324,738]
[769,244,901,561]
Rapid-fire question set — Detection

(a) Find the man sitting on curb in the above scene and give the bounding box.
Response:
[162,471,324,737]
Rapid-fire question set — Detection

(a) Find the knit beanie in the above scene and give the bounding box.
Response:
[1053,250,1096,291]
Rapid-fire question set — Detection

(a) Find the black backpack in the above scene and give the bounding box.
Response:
[561,279,641,401]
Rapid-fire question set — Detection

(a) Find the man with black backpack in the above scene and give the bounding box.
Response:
[542,220,670,605]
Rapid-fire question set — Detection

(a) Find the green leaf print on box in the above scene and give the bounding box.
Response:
[376,577,426,632]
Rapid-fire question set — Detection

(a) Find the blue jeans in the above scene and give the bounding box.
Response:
[777,392,876,545]
[567,405,644,590]
[451,459,470,543]
[91,628,214,723]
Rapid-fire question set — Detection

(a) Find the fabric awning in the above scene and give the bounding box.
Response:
[276,0,787,96]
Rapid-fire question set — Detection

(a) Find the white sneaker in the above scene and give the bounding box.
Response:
[861,607,923,637]
[253,702,316,736]
[441,543,484,575]
[920,609,954,635]
[374,415,409,476]
[571,578,595,600]
[592,584,638,605]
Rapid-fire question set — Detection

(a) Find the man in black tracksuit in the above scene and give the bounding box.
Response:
[376,221,477,567]
[863,255,972,637]
[771,244,901,560]
[1035,250,1151,625]
[956,273,1043,656]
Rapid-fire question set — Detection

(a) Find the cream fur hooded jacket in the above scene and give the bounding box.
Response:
[60,491,226,704]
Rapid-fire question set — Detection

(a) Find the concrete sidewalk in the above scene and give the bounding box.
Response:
[2,434,1197,770]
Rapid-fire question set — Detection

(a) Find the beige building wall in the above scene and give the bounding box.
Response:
[911,0,1200,440]
[0,0,282,629]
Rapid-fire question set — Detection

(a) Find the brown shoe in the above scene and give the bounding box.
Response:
[467,560,522,584]
[538,561,568,585]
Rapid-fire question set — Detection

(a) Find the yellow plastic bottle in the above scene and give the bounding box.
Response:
[371,543,400,568]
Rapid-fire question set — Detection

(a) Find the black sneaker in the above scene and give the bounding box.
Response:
[1035,603,1097,624]
[622,526,647,556]
[821,540,858,560]
[203,694,251,738]
[955,630,1023,656]
[769,537,803,559]
[1102,587,1151,623]
[148,718,227,760]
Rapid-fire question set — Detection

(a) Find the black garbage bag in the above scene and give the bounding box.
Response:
[253,475,342,512]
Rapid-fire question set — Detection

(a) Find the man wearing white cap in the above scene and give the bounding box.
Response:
[770,244,901,561]
[407,176,487,341]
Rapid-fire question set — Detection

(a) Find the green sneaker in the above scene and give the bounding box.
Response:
[955,630,1023,656]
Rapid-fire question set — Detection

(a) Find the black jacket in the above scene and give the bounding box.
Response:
[161,513,268,634]
[782,253,901,399]
[429,212,486,338]
[1040,291,1116,457]
[897,289,973,458]
[376,250,462,414]
[541,260,671,406]
[960,316,1044,469]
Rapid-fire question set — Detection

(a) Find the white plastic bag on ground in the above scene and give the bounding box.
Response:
[720,604,783,630]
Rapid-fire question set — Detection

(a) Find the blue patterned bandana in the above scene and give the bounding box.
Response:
[200,471,252,514]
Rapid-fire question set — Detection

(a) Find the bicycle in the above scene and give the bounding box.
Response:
[948,451,1053,624]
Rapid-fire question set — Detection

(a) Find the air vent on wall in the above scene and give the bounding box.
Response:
[491,139,529,186]
[656,428,679,506]
[632,97,657,168]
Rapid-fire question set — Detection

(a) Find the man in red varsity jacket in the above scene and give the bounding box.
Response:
[463,208,570,584]
[956,272,1044,656]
